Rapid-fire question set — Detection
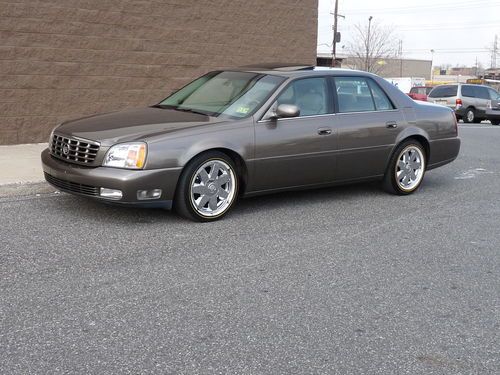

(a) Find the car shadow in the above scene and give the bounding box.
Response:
[54,181,385,224]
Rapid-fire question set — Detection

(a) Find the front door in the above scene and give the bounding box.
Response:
[253,77,337,191]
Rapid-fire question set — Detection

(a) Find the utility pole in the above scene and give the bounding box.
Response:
[365,16,373,72]
[491,35,498,69]
[430,49,435,84]
[331,0,344,67]
[398,40,403,77]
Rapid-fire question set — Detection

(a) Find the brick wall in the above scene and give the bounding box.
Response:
[0,0,318,144]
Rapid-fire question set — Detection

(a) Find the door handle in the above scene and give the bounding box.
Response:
[318,127,332,135]
[386,121,398,129]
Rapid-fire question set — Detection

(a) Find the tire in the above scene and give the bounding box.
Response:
[463,107,476,123]
[174,151,239,222]
[490,119,500,125]
[383,140,426,195]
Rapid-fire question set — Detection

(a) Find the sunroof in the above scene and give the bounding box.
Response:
[239,63,315,71]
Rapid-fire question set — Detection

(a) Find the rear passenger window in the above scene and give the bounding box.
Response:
[334,77,393,113]
[428,85,457,98]
[461,85,475,97]
[368,80,394,110]
[474,86,490,100]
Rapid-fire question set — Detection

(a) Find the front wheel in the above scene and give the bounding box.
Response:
[383,140,426,195]
[174,152,239,222]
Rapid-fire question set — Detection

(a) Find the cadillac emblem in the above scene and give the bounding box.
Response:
[62,144,70,155]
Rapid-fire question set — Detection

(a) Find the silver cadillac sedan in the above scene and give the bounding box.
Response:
[42,65,460,221]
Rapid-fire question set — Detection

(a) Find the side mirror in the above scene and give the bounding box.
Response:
[273,104,300,119]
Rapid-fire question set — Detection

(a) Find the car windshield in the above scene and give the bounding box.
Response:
[159,71,285,118]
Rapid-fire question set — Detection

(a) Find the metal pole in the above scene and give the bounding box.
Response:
[430,49,435,84]
[365,16,373,72]
[331,0,339,67]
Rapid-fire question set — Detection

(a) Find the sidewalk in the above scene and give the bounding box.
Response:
[0,143,47,184]
[0,143,54,197]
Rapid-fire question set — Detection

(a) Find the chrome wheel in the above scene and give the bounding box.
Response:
[189,159,236,218]
[466,109,475,123]
[395,145,425,191]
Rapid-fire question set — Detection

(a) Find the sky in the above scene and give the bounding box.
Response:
[317,0,500,68]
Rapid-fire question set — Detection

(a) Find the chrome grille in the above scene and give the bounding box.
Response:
[50,133,100,165]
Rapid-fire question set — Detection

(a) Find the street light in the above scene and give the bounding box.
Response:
[430,49,435,84]
[365,16,373,72]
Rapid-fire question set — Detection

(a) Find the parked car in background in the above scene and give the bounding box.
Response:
[428,83,500,123]
[42,65,460,221]
[486,89,500,125]
[408,86,433,101]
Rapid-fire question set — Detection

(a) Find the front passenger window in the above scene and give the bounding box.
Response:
[275,78,329,117]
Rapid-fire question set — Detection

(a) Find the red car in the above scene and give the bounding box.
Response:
[408,86,433,102]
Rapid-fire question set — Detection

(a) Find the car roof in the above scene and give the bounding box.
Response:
[228,64,370,78]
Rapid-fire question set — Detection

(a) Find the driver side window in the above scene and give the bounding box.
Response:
[274,78,329,117]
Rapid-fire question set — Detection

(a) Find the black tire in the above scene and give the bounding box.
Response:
[463,107,476,123]
[174,151,239,222]
[383,140,426,195]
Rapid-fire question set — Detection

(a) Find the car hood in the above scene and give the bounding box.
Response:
[55,107,226,145]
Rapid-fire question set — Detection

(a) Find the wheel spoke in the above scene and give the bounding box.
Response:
[397,170,407,182]
[410,160,421,170]
[398,161,406,170]
[217,174,230,186]
[208,196,218,210]
[218,189,229,199]
[199,168,210,183]
[197,194,209,209]
[410,170,417,180]
[192,184,207,195]
[210,163,220,179]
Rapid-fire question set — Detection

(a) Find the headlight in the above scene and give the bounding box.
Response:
[103,143,147,169]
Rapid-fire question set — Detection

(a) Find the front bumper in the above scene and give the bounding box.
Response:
[41,148,182,208]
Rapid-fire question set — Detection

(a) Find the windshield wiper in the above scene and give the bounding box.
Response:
[151,104,175,109]
[151,104,214,116]
[174,107,213,116]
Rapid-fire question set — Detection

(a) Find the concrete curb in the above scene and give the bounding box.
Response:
[0,181,56,198]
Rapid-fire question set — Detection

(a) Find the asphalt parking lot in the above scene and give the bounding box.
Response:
[1,124,499,374]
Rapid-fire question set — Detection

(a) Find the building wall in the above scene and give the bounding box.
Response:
[317,54,432,80]
[0,0,318,144]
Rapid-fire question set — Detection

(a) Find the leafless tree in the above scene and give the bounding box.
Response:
[345,21,398,74]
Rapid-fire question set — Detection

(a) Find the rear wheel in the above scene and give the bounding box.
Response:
[464,107,476,123]
[174,151,239,222]
[383,140,426,195]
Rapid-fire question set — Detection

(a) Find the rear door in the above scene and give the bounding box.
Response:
[332,76,406,181]
[473,86,491,118]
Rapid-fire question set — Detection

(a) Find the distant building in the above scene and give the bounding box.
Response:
[317,53,432,79]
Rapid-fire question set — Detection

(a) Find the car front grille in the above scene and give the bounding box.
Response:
[50,133,100,165]
[44,173,100,197]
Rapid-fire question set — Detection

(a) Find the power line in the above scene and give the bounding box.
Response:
[344,0,498,14]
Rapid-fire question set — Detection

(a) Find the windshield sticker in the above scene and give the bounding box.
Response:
[236,106,250,114]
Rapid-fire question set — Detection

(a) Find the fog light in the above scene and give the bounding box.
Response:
[137,189,162,200]
[100,187,123,200]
